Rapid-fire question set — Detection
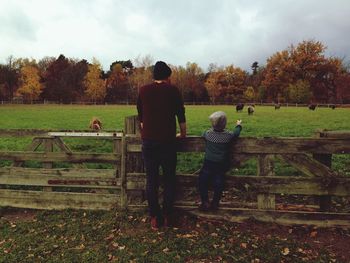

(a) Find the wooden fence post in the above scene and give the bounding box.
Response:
[257,154,275,210]
[43,138,54,192]
[121,116,144,208]
[120,135,127,209]
[124,115,140,136]
[313,130,332,211]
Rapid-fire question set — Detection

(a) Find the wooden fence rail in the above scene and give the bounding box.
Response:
[0,116,350,227]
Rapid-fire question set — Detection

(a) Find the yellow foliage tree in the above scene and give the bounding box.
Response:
[83,60,106,103]
[16,65,43,102]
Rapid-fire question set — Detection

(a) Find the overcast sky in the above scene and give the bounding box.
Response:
[1,0,349,71]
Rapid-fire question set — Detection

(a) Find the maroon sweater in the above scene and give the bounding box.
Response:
[137,82,186,142]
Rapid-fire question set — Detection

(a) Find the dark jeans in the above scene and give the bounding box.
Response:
[199,159,228,205]
[142,140,177,217]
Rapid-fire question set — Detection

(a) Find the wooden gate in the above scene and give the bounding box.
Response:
[1,116,350,227]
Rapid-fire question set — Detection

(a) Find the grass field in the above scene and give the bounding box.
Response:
[1,104,350,136]
[1,104,349,174]
[1,105,350,262]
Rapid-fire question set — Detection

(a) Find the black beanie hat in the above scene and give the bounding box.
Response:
[153,61,172,80]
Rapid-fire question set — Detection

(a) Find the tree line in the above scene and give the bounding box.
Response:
[0,40,349,104]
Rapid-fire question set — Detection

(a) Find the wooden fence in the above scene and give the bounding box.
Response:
[1,116,350,227]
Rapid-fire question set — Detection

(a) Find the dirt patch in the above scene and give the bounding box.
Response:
[0,208,38,222]
[194,217,350,262]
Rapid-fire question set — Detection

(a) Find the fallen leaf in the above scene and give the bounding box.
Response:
[282,247,290,255]
[240,243,247,249]
[310,231,317,238]
[112,242,119,248]
[105,234,115,241]
[163,247,169,252]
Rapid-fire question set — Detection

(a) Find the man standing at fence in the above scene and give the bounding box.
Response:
[137,61,187,230]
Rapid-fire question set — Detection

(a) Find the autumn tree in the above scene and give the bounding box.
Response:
[83,59,106,103]
[171,62,208,102]
[287,80,312,103]
[41,55,88,103]
[128,55,153,102]
[0,56,20,101]
[244,86,256,102]
[261,50,293,102]
[262,40,346,103]
[16,65,43,102]
[105,63,129,103]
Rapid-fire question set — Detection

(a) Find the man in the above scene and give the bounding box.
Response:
[137,61,186,230]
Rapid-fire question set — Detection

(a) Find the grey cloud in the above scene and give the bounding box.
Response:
[1,0,349,71]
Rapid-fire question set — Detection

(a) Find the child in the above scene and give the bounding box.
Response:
[89,117,102,130]
[198,111,242,211]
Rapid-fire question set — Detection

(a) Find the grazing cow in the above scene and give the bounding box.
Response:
[308,104,317,110]
[236,103,244,112]
[330,104,336,110]
[274,103,281,110]
[248,105,255,115]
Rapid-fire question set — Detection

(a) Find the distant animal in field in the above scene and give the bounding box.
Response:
[308,104,317,110]
[247,105,255,115]
[236,103,244,112]
[89,117,102,130]
[330,104,336,110]
[274,103,281,110]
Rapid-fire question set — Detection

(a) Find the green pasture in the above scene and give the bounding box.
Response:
[0,104,349,175]
[1,104,350,136]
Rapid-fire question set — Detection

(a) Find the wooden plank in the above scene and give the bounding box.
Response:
[43,139,54,192]
[47,132,123,137]
[26,138,44,151]
[257,154,275,209]
[186,208,350,227]
[126,137,350,154]
[12,138,44,167]
[125,173,350,196]
[124,204,350,227]
[113,138,122,178]
[43,139,54,169]
[54,137,72,154]
[0,189,119,210]
[257,154,274,177]
[313,153,333,211]
[124,115,140,136]
[257,194,275,209]
[120,136,127,209]
[0,129,122,137]
[0,168,118,189]
[278,154,335,177]
[0,167,116,178]
[317,130,350,139]
[0,151,120,163]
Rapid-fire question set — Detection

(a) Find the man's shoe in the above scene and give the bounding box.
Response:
[150,216,159,230]
[163,215,169,228]
[198,202,210,212]
[210,202,219,211]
